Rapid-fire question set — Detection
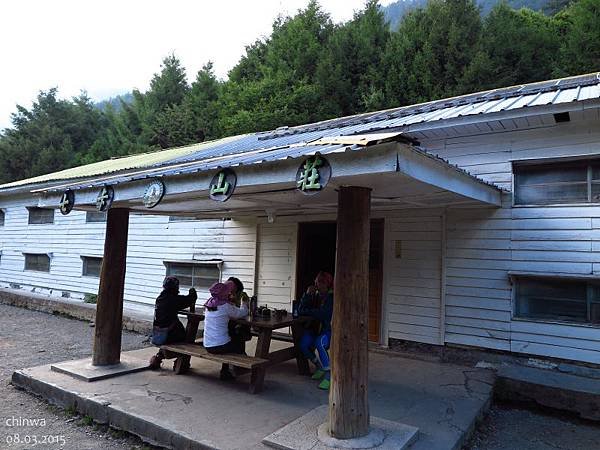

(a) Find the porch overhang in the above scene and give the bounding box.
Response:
[34,138,501,217]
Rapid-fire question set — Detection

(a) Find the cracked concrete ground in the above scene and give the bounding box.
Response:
[3,303,599,450]
[0,303,153,449]
[12,343,495,450]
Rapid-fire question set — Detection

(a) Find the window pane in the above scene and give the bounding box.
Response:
[515,184,588,205]
[516,165,586,186]
[193,265,221,278]
[166,263,194,288]
[82,257,102,277]
[590,164,600,181]
[514,163,590,205]
[28,208,54,224]
[591,304,600,324]
[24,254,50,272]
[165,262,219,289]
[167,263,193,277]
[86,211,107,223]
[0,210,4,226]
[516,278,587,322]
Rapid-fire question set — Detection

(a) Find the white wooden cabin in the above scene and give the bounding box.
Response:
[1,73,599,365]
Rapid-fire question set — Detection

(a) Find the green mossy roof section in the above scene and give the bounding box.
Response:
[0,135,245,190]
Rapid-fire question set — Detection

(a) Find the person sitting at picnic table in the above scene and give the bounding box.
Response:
[149,276,197,370]
[227,277,252,347]
[298,271,334,390]
[227,276,249,306]
[203,280,249,381]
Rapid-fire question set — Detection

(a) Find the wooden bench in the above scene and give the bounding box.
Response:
[162,343,269,370]
[161,342,270,393]
[251,329,293,343]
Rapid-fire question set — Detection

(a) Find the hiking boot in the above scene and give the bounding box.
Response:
[311,369,325,380]
[149,354,163,370]
[318,378,330,390]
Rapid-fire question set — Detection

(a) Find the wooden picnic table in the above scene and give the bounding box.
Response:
[166,309,311,393]
[233,314,311,392]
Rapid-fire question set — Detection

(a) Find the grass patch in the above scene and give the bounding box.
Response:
[109,428,126,439]
[64,405,77,417]
[80,415,94,426]
[84,294,98,304]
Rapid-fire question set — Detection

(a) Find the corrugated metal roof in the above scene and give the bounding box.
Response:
[2,72,599,193]
[0,134,246,189]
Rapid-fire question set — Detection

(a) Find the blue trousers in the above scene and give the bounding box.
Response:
[299,330,331,371]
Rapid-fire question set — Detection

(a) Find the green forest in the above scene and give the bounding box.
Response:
[0,0,598,184]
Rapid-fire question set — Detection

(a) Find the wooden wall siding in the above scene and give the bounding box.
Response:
[0,196,257,306]
[384,210,443,345]
[445,205,513,351]
[256,222,297,310]
[422,113,600,363]
[123,214,257,305]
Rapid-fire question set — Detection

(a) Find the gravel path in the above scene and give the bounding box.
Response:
[464,401,600,450]
[0,303,153,449]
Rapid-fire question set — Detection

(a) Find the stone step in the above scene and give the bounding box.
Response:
[495,365,600,421]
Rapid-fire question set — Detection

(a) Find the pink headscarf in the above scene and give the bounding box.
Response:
[204,281,234,308]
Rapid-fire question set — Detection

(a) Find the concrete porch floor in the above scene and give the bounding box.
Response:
[11,343,494,450]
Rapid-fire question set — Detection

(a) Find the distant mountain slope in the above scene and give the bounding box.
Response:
[382,0,567,29]
[95,92,133,112]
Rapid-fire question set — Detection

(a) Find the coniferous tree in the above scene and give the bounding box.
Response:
[462,3,560,91]
[316,0,390,116]
[219,0,333,135]
[383,0,482,106]
[556,0,600,75]
[0,89,106,182]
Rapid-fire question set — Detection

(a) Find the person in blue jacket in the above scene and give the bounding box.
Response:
[298,271,334,390]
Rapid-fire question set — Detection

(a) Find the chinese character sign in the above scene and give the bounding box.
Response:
[296,154,331,195]
[209,169,237,202]
[96,185,114,212]
[59,190,74,215]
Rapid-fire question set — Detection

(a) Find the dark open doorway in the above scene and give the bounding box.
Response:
[295,222,337,301]
[295,219,384,343]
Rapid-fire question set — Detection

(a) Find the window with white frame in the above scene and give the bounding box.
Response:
[514,160,600,205]
[27,207,54,224]
[515,277,600,325]
[82,256,103,277]
[24,253,51,272]
[164,261,220,290]
[86,211,107,223]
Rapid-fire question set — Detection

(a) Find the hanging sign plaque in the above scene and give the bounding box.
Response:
[59,190,75,215]
[96,185,114,212]
[296,154,331,195]
[209,169,237,202]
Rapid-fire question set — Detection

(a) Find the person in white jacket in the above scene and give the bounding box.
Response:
[203,280,249,380]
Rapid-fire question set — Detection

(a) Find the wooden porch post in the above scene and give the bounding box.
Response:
[329,186,371,439]
[92,208,129,366]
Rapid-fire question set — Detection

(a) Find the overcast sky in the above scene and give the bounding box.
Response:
[0,0,395,131]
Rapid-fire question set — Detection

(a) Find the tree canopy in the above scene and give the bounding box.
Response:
[0,0,598,184]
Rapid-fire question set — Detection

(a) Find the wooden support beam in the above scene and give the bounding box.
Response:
[328,186,371,439]
[92,208,130,366]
